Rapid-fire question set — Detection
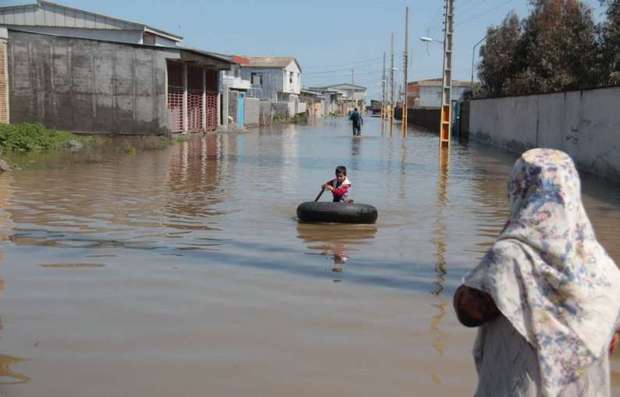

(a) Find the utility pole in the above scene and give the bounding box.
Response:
[382,52,386,119]
[439,0,454,147]
[390,32,395,131]
[401,6,409,137]
[351,68,354,84]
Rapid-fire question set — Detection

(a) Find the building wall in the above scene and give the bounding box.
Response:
[8,30,175,134]
[414,85,470,108]
[282,61,301,94]
[0,28,8,123]
[240,67,283,101]
[245,97,259,127]
[469,87,620,181]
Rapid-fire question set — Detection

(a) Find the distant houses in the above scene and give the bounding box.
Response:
[0,0,367,134]
[307,84,367,115]
[406,78,471,109]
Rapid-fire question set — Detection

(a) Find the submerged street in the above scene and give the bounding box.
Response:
[1,117,620,395]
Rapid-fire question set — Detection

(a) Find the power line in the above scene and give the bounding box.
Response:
[302,56,383,70]
[304,69,382,78]
[303,61,383,75]
[455,0,515,26]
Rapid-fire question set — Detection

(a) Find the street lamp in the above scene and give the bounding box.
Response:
[419,36,444,44]
[471,35,487,90]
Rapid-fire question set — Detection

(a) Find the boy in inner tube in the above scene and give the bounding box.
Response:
[323,165,352,203]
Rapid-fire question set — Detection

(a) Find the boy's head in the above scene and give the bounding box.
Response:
[335,165,347,182]
[354,108,358,111]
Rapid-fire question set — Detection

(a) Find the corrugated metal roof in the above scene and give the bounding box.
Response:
[179,47,237,65]
[0,0,182,41]
[7,26,235,68]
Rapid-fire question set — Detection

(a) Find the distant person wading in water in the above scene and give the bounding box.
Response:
[349,108,363,136]
[454,148,620,397]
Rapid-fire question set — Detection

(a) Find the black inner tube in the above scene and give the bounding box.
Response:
[297,202,378,224]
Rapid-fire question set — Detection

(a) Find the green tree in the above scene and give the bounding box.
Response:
[601,0,620,83]
[478,0,600,96]
[478,12,522,97]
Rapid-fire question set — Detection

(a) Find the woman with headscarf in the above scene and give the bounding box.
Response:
[454,148,620,396]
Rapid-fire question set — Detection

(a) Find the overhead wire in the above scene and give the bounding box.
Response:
[455,0,516,27]
[302,56,383,70]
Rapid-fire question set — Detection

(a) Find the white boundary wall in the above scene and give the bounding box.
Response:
[470,86,620,181]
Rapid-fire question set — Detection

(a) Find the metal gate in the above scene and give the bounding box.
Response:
[205,71,218,131]
[205,92,218,131]
[188,66,204,131]
[236,92,245,127]
[167,62,184,132]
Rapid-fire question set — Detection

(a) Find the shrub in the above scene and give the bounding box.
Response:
[0,123,82,152]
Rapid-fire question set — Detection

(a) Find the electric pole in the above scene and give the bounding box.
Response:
[351,68,354,84]
[390,32,395,131]
[382,52,386,119]
[439,0,454,147]
[402,6,409,137]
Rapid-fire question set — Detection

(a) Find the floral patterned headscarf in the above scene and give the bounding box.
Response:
[464,148,620,396]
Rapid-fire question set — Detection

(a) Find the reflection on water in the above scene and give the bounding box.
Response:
[0,355,30,385]
[296,223,377,277]
[429,146,450,384]
[0,179,29,385]
[2,118,620,395]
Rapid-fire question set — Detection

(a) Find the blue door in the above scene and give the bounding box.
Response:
[236,92,245,128]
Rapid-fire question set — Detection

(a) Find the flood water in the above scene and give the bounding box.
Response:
[1,117,620,396]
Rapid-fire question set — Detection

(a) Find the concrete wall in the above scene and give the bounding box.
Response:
[274,102,289,119]
[469,87,620,181]
[0,28,8,123]
[407,108,440,132]
[227,90,239,127]
[245,97,259,127]
[8,30,176,134]
[259,100,272,126]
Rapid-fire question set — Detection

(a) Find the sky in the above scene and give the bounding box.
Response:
[4,0,608,99]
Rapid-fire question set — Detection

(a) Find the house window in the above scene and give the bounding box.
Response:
[251,72,262,86]
[289,72,294,85]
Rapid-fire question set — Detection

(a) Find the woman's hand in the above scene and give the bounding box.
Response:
[453,285,500,327]
[322,184,333,192]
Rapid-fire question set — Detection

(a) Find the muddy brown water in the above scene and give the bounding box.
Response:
[0,118,619,396]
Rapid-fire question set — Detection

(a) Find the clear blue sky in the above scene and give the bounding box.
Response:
[5,0,607,99]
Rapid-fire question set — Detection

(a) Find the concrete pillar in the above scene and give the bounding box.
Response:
[202,68,207,132]
[222,88,229,129]
[218,92,223,128]
[182,63,188,133]
[0,28,9,124]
